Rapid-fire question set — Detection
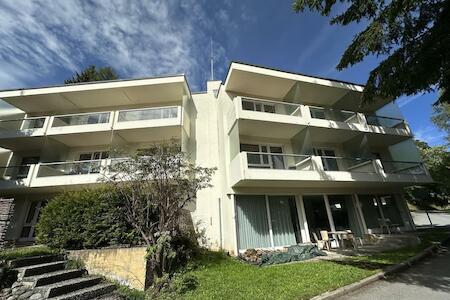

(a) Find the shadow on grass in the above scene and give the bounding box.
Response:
[327,259,391,271]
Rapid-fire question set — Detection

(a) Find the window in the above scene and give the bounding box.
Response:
[17,156,39,179]
[242,99,276,114]
[236,195,300,250]
[310,107,326,119]
[314,148,339,171]
[20,201,46,240]
[240,144,285,169]
[78,151,109,161]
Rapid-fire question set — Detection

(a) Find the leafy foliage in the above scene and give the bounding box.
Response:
[406,140,450,208]
[64,65,118,84]
[0,245,58,260]
[102,141,215,289]
[36,187,140,249]
[431,102,450,144]
[292,0,450,105]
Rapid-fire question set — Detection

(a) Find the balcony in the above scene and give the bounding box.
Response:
[113,106,183,143]
[230,97,412,139]
[0,117,49,151]
[230,151,432,188]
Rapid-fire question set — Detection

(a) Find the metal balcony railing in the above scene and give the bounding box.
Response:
[309,106,359,124]
[117,106,178,122]
[0,117,46,132]
[365,115,405,128]
[241,97,302,117]
[36,160,103,177]
[51,112,111,127]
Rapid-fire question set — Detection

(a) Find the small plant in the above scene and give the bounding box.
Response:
[114,283,146,300]
[65,258,85,270]
[0,264,18,289]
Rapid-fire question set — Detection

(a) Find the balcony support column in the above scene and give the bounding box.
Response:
[295,195,310,243]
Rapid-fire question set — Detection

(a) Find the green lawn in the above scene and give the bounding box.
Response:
[181,231,449,300]
[0,245,59,261]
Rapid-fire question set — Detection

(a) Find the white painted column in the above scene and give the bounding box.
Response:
[324,195,336,232]
[296,195,310,243]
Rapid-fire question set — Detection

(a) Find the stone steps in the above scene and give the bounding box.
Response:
[44,276,103,298]
[17,260,67,277]
[23,268,87,288]
[3,254,116,300]
[8,254,65,268]
[53,283,117,300]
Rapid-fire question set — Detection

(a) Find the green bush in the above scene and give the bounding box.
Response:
[36,187,141,249]
[0,245,59,261]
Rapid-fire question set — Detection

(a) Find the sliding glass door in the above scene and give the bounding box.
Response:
[358,194,404,231]
[303,195,331,241]
[328,195,362,237]
[236,195,301,250]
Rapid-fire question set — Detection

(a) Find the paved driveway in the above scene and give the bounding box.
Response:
[337,249,450,300]
[411,211,450,227]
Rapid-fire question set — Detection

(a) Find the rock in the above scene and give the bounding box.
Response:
[11,281,22,288]
[18,291,33,299]
[7,296,16,300]
[29,293,43,300]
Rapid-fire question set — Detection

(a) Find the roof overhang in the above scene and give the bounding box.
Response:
[0,75,191,114]
[224,62,391,112]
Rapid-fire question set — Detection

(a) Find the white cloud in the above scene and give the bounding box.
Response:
[0,0,245,90]
[396,94,423,108]
[413,125,446,146]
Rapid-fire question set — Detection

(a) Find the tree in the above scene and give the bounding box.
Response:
[292,0,450,105]
[64,65,118,84]
[406,140,450,208]
[431,102,450,144]
[102,142,215,287]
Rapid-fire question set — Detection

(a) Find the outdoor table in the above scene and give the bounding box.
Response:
[328,231,354,249]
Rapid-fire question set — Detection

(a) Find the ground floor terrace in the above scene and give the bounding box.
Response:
[232,190,414,253]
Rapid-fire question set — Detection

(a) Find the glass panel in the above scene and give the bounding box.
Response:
[328,195,362,236]
[236,195,271,250]
[379,195,404,226]
[382,161,426,175]
[240,98,302,116]
[268,196,299,246]
[358,195,382,229]
[269,147,284,169]
[242,100,255,111]
[263,104,275,113]
[20,226,31,238]
[25,202,37,223]
[52,112,110,127]
[303,195,331,241]
[117,107,177,122]
[22,118,45,129]
[37,160,102,177]
[310,107,326,119]
[365,115,404,128]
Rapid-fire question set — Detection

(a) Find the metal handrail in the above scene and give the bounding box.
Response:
[240,96,301,107]
[118,105,179,114]
[0,116,46,123]
[365,114,405,122]
[52,110,112,119]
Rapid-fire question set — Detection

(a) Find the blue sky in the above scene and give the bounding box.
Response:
[0,0,446,146]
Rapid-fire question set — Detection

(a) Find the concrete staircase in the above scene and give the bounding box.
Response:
[6,254,116,299]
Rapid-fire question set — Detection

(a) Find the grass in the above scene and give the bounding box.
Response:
[179,230,449,300]
[0,245,59,261]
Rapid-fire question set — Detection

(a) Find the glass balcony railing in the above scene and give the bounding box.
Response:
[0,117,46,132]
[319,156,375,173]
[118,107,178,122]
[0,165,32,180]
[245,152,313,170]
[241,98,302,117]
[381,161,427,175]
[36,160,102,177]
[309,106,359,124]
[365,115,405,128]
[51,112,110,127]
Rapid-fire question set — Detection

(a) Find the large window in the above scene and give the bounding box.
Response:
[240,144,285,169]
[328,195,362,237]
[359,194,404,231]
[236,195,301,250]
[303,195,331,240]
[313,148,339,171]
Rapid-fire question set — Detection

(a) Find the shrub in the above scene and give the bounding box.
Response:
[36,187,141,249]
[0,245,58,261]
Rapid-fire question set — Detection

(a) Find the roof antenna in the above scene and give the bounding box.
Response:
[210,37,214,81]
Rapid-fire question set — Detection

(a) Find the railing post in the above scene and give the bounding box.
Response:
[29,163,40,186]
[46,116,54,133]
[311,155,324,171]
[301,105,311,121]
[235,97,242,119]
[373,159,386,178]
[357,113,369,129]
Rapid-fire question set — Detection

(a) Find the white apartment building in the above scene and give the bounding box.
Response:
[0,62,432,254]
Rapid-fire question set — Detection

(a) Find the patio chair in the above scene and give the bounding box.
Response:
[312,232,326,250]
[320,230,333,250]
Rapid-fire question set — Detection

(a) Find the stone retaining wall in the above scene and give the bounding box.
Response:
[69,246,147,290]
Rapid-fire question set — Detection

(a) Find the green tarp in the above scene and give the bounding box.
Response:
[259,244,327,266]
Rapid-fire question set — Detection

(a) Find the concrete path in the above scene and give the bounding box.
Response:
[412,211,450,227]
[337,249,450,300]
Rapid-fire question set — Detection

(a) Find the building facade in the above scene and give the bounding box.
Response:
[0,62,432,254]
